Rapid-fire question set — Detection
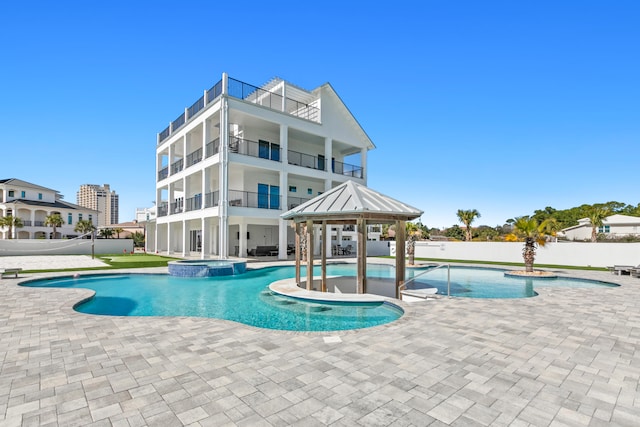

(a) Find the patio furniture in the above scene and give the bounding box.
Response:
[607,265,636,275]
[0,268,22,279]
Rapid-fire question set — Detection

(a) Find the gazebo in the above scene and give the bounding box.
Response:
[281,180,423,299]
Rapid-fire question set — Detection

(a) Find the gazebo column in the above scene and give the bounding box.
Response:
[306,220,314,290]
[295,222,301,285]
[395,220,406,299]
[321,221,327,292]
[357,218,366,294]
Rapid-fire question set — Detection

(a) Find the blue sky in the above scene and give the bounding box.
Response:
[1,1,638,229]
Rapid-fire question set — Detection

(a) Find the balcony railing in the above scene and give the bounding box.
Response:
[22,220,32,226]
[206,138,220,158]
[158,166,169,181]
[229,136,281,162]
[332,160,363,179]
[228,190,281,210]
[34,221,45,227]
[170,158,183,175]
[186,148,203,168]
[158,76,320,144]
[185,194,202,212]
[287,196,311,210]
[157,203,168,217]
[288,150,326,171]
[170,198,184,215]
[205,191,219,208]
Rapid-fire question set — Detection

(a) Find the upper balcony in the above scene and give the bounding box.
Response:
[158,76,321,145]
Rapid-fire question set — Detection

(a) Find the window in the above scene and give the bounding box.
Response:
[307,188,313,195]
[270,185,280,210]
[318,154,325,171]
[38,193,43,200]
[271,143,280,161]
[598,225,611,233]
[79,214,83,221]
[8,190,14,197]
[88,215,92,222]
[258,184,269,209]
[289,186,297,193]
[21,191,26,198]
[68,213,72,225]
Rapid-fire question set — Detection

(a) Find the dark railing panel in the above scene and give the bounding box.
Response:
[170,198,184,215]
[332,160,363,178]
[205,191,219,208]
[229,136,281,162]
[170,158,183,175]
[187,96,205,119]
[287,150,326,171]
[157,203,168,217]
[287,196,311,210]
[207,80,223,104]
[228,190,281,210]
[159,126,170,143]
[172,112,186,131]
[186,148,203,167]
[206,138,220,158]
[158,166,169,181]
[23,220,32,226]
[34,221,45,227]
[185,194,202,212]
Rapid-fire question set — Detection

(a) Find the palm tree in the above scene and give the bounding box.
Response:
[74,219,96,236]
[511,216,554,272]
[456,209,481,241]
[405,222,423,265]
[587,207,611,242]
[131,231,145,248]
[0,215,24,239]
[113,227,124,239]
[45,213,64,239]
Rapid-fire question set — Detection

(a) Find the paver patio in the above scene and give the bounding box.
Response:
[1,263,639,426]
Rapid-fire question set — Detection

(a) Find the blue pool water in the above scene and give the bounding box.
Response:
[22,264,616,331]
[405,266,618,298]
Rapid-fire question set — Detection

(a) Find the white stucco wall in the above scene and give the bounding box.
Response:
[0,239,133,256]
[390,241,640,268]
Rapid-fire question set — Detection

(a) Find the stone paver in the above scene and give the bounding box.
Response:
[1,258,639,426]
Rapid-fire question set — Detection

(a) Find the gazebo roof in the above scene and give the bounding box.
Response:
[281,180,423,223]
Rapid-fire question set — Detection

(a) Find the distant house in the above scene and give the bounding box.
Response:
[0,178,98,239]
[560,214,640,240]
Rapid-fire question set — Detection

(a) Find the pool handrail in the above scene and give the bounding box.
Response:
[399,263,451,300]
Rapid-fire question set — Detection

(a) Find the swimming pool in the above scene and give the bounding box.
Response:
[22,264,616,331]
[23,265,404,331]
[405,266,618,298]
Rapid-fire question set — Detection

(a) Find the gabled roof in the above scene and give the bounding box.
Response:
[281,180,422,223]
[10,199,98,212]
[0,178,59,194]
[562,214,640,232]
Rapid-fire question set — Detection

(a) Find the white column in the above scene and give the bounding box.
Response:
[182,219,187,257]
[361,147,368,183]
[325,137,332,175]
[238,222,246,258]
[218,95,229,259]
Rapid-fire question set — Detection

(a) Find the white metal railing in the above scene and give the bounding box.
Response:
[399,263,451,300]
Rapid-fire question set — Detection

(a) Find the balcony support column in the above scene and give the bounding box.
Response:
[360,147,367,182]
[218,96,229,259]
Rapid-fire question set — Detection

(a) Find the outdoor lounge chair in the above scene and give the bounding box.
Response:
[607,265,637,276]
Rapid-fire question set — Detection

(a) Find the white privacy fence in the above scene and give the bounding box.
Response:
[0,238,133,256]
[389,241,640,268]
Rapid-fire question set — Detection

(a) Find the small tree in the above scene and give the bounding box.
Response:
[0,215,24,239]
[113,227,124,239]
[74,219,96,236]
[587,207,610,242]
[99,228,114,239]
[509,216,555,272]
[131,231,145,248]
[405,222,423,265]
[456,209,481,241]
[45,213,64,239]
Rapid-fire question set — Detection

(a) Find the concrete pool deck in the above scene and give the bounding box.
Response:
[1,257,639,426]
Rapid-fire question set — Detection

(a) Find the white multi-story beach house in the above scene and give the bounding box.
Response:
[0,178,98,239]
[149,73,375,259]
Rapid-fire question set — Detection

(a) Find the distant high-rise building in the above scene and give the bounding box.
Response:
[77,184,119,226]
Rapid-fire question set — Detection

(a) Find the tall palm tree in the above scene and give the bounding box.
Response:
[587,207,611,242]
[113,227,124,239]
[456,209,481,241]
[45,213,64,239]
[405,222,423,265]
[511,216,554,272]
[0,215,24,239]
